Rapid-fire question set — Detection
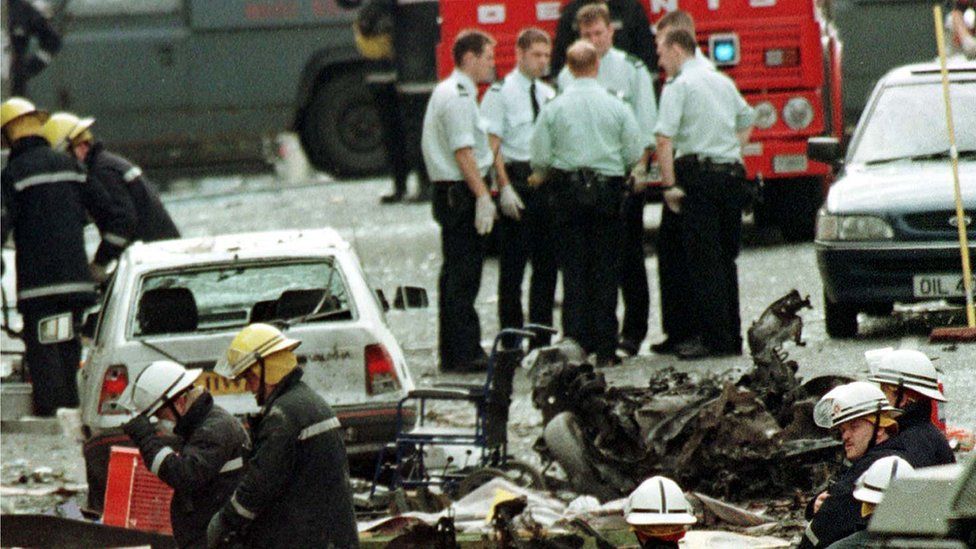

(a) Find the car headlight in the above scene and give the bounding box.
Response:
[753,101,777,130]
[817,211,894,241]
[783,97,814,130]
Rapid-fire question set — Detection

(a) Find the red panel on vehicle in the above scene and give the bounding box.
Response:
[103,446,173,535]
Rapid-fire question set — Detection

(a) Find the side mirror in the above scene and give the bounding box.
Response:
[393,286,428,310]
[807,137,842,166]
[374,289,390,312]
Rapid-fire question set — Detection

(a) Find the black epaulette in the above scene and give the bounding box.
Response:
[456,82,469,97]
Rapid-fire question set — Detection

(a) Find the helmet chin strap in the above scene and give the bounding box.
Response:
[867,404,882,452]
[894,380,906,409]
[255,355,268,407]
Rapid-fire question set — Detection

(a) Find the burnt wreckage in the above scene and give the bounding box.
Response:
[528,290,844,501]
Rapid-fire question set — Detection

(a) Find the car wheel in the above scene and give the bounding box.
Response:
[767,177,823,243]
[824,292,858,338]
[543,412,619,501]
[299,70,387,177]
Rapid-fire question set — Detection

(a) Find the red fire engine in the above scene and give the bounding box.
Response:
[433,0,843,241]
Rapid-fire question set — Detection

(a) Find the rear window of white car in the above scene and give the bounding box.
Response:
[132,260,353,336]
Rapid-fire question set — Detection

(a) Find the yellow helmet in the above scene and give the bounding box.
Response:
[353,22,394,60]
[215,323,301,381]
[40,112,80,149]
[1,97,49,129]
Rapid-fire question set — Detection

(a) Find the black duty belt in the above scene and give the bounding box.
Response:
[675,155,744,176]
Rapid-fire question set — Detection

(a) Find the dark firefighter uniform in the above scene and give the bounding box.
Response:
[84,141,180,242]
[6,0,61,96]
[890,401,956,468]
[1,135,134,415]
[551,0,656,78]
[213,369,358,548]
[123,392,249,548]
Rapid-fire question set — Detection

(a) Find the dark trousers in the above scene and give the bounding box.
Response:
[677,158,746,352]
[618,190,650,345]
[21,303,82,416]
[433,183,486,369]
[368,79,410,196]
[657,204,696,343]
[497,163,558,349]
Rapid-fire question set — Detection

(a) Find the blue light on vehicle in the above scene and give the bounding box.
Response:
[708,33,740,66]
[714,41,736,63]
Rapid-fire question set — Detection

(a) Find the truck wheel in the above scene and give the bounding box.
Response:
[824,292,858,338]
[768,177,823,242]
[543,412,620,501]
[300,71,387,177]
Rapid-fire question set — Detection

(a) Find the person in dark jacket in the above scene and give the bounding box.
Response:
[551,0,656,79]
[800,382,908,549]
[207,323,358,549]
[5,0,61,96]
[868,349,955,468]
[1,97,134,416]
[121,360,249,549]
[41,112,180,243]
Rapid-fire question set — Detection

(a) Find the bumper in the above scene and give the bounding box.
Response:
[817,241,974,304]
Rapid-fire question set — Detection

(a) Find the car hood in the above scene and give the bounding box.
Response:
[826,160,976,214]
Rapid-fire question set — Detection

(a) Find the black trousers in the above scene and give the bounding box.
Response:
[677,158,746,352]
[618,190,650,345]
[21,302,82,416]
[497,163,558,349]
[657,203,696,343]
[433,182,487,369]
[368,79,410,196]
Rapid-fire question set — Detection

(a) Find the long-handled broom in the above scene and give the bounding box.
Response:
[929,4,976,343]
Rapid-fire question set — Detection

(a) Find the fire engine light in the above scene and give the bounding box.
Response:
[764,48,800,67]
[708,33,740,66]
[783,97,814,130]
[753,101,777,129]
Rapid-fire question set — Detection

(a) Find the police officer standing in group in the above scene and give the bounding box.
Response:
[480,28,557,349]
[654,29,755,359]
[1,97,134,416]
[532,40,643,367]
[550,0,656,78]
[5,0,61,96]
[41,112,180,252]
[558,3,657,360]
[121,360,249,548]
[207,323,358,548]
[421,29,498,372]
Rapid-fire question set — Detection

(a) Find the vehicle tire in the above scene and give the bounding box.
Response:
[456,459,545,497]
[299,70,387,177]
[824,292,859,338]
[543,412,619,501]
[767,177,824,243]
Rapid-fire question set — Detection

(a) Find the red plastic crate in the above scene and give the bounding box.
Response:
[102,446,174,534]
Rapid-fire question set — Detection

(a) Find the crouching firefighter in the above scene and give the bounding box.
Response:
[120,360,249,548]
[207,323,359,548]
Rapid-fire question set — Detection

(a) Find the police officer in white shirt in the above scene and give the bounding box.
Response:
[421,29,497,372]
[481,28,557,350]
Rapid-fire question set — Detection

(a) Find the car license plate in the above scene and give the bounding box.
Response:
[773,154,808,174]
[912,274,975,298]
[196,372,248,395]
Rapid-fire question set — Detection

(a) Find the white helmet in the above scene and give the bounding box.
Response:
[624,476,697,526]
[852,455,914,504]
[868,350,946,402]
[122,360,202,416]
[813,381,901,429]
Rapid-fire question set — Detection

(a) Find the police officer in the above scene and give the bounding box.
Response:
[531,40,643,367]
[551,0,656,78]
[5,0,61,96]
[207,323,358,548]
[121,361,249,549]
[868,349,955,468]
[480,28,557,349]
[1,97,134,416]
[654,29,755,359]
[558,3,657,359]
[42,112,180,246]
[421,29,497,372]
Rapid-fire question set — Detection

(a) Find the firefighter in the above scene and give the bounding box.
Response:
[1,97,133,416]
[41,112,180,244]
[867,349,955,468]
[120,360,249,549]
[421,29,497,372]
[207,323,358,548]
[654,29,755,359]
[827,456,914,549]
[551,0,656,78]
[801,381,908,549]
[5,0,61,96]
[530,40,643,367]
[557,3,657,360]
[624,476,697,549]
[948,0,976,59]
[480,27,557,349]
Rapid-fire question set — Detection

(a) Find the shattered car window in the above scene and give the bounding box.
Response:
[133,260,352,336]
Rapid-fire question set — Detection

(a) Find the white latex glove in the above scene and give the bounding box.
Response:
[629,164,648,193]
[498,184,525,220]
[475,194,498,235]
[663,186,686,214]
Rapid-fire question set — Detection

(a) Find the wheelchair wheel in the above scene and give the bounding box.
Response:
[455,459,545,498]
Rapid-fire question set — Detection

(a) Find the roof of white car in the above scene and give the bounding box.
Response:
[883,56,976,85]
[124,228,351,269]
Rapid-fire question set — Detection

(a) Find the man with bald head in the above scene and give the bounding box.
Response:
[531,40,643,368]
